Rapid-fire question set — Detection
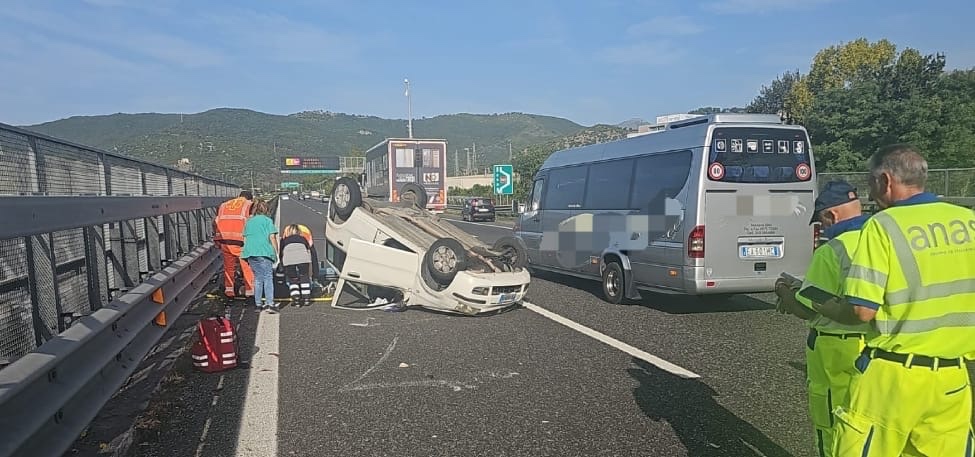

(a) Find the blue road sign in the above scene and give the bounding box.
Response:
[493,164,513,195]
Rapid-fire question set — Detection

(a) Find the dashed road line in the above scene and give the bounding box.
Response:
[521,301,701,379]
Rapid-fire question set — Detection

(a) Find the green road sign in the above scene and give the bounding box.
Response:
[493,164,513,195]
[281,182,300,189]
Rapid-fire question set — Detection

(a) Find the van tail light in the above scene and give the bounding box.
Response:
[813,223,822,249]
[688,225,705,258]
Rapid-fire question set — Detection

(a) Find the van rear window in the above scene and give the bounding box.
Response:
[708,127,812,183]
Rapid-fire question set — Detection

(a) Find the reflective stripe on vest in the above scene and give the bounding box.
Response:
[845,203,975,358]
[214,198,252,242]
[808,234,873,334]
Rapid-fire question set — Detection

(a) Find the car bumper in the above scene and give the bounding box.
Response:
[682,266,785,294]
[432,269,531,315]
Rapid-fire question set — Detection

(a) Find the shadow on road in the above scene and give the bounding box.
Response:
[529,269,776,314]
[629,358,795,457]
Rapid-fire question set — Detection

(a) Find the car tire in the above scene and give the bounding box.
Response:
[331,177,362,221]
[493,236,527,270]
[424,238,467,286]
[399,183,428,209]
[602,262,625,304]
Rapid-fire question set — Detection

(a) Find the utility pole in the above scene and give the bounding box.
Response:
[472,142,477,173]
[509,141,512,162]
[404,78,413,139]
[454,149,459,175]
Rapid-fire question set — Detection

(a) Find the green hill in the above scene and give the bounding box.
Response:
[20,108,587,184]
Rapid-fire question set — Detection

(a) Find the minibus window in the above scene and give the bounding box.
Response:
[708,127,812,183]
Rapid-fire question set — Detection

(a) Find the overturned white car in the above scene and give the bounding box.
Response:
[324,177,531,315]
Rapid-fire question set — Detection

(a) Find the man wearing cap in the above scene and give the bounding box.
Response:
[774,180,871,457]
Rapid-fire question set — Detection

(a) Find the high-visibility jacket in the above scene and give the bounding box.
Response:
[796,214,872,334]
[213,197,253,243]
[844,192,975,359]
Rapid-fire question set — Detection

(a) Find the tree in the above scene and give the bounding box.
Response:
[746,70,802,115]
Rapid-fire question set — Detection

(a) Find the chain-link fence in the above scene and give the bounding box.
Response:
[0,124,239,367]
[818,168,975,197]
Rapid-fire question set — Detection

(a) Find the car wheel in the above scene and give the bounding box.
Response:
[493,236,527,270]
[424,238,468,286]
[331,177,362,221]
[399,183,428,209]
[602,262,625,304]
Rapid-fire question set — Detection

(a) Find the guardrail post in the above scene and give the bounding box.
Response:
[82,226,108,311]
[24,236,52,347]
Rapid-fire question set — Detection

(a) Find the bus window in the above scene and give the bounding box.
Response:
[709,127,811,183]
[545,165,587,209]
[584,159,634,210]
[529,179,544,211]
[630,150,693,211]
[395,148,414,168]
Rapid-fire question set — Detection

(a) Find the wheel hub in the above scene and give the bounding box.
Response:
[606,270,620,296]
[432,246,457,273]
[334,184,350,208]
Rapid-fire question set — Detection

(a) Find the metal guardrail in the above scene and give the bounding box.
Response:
[0,124,240,457]
[0,123,239,365]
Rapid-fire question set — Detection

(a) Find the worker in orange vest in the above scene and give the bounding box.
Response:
[213,191,255,299]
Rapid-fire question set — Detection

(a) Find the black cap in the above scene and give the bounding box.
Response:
[811,181,858,224]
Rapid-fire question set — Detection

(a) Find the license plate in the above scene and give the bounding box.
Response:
[498,293,517,304]
[740,245,781,259]
[479,208,489,212]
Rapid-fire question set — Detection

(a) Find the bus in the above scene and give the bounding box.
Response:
[362,138,447,213]
[513,113,819,304]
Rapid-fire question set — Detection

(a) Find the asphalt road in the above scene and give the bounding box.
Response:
[92,197,975,457]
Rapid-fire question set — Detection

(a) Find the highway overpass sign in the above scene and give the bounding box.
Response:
[493,164,513,195]
[281,182,300,189]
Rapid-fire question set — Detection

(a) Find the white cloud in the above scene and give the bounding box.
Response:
[0,3,226,68]
[199,10,361,65]
[627,16,706,36]
[599,41,683,66]
[703,0,837,14]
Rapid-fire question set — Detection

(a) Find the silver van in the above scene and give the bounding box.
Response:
[514,113,819,303]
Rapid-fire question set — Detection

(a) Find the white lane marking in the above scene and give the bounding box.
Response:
[521,301,701,379]
[234,310,279,456]
[234,202,283,457]
[443,217,512,230]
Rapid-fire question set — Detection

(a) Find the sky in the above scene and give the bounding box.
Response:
[0,0,972,127]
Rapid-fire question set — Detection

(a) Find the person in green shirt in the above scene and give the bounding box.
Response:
[241,199,280,312]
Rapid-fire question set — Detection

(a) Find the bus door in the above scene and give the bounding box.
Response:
[416,144,445,211]
[701,127,816,283]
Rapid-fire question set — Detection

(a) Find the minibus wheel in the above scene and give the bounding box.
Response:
[425,238,468,286]
[332,177,362,221]
[602,262,625,304]
[493,236,527,270]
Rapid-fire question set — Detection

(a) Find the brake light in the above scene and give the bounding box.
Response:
[688,225,705,258]
[813,223,821,249]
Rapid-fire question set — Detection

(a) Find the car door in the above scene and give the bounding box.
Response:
[338,238,418,291]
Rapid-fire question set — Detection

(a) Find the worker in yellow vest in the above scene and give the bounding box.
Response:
[810,144,975,456]
[213,191,255,299]
[774,180,872,457]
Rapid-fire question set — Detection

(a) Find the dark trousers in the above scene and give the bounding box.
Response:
[284,263,312,302]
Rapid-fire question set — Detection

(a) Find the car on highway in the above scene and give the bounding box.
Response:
[514,113,819,304]
[461,197,496,222]
[323,176,530,315]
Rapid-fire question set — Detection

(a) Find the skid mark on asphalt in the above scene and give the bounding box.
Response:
[339,336,521,392]
[521,301,701,379]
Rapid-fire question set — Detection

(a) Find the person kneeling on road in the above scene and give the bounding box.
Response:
[774,180,871,457]
[279,224,319,307]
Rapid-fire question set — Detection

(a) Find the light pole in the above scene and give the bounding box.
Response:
[404,78,413,139]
